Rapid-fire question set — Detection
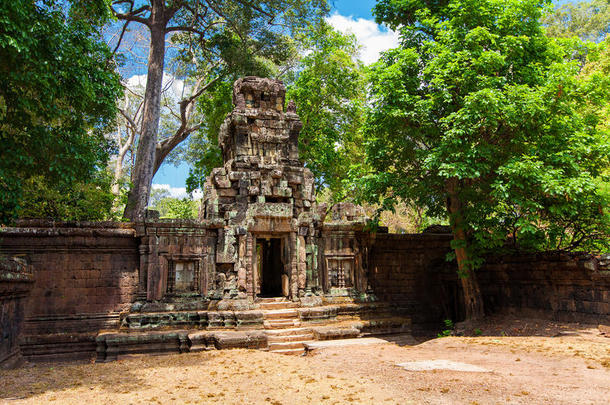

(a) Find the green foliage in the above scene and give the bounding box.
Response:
[543,0,610,41]
[185,81,233,193]
[438,319,455,337]
[0,0,122,224]
[151,197,199,220]
[286,22,367,201]
[18,172,118,221]
[359,0,609,256]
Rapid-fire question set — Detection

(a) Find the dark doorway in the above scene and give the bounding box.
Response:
[257,238,284,297]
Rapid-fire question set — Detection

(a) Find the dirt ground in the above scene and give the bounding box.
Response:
[1,317,608,405]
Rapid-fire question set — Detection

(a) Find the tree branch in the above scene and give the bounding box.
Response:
[119,108,139,133]
[111,1,152,26]
[112,21,131,55]
[234,0,275,21]
[153,75,220,173]
[166,25,204,34]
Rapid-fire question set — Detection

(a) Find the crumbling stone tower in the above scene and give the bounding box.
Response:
[202,77,322,300]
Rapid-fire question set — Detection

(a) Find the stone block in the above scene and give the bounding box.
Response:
[211,331,267,350]
[218,188,238,197]
[228,171,247,181]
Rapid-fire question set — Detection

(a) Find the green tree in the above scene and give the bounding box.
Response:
[361,0,610,319]
[151,196,199,219]
[0,0,122,224]
[110,0,329,220]
[543,0,610,41]
[185,80,233,193]
[286,22,367,201]
[18,172,118,221]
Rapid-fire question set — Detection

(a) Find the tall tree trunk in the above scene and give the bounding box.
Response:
[112,122,123,198]
[446,178,485,320]
[123,5,166,221]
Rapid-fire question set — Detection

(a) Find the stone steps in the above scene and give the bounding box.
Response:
[95,315,412,361]
[260,301,311,355]
[267,333,312,343]
[265,327,311,336]
[257,297,287,303]
[259,301,299,310]
[263,308,298,319]
[95,299,413,359]
[257,297,299,311]
[264,318,301,329]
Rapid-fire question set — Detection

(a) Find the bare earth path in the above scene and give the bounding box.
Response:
[1,318,608,405]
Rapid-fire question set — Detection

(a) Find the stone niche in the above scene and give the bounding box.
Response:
[136,221,217,302]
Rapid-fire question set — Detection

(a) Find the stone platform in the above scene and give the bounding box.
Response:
[95,298,411,361]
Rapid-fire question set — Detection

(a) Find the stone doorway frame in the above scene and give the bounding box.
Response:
[252,232,294,300]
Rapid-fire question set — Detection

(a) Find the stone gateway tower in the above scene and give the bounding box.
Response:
[134,77,372,307]
[202,77,324,300]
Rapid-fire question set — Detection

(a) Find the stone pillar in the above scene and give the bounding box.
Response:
[137,242,148,300]
[146,233,161,301]
[245,233,254,298]
[290,232,298,300]
[297,234,307,295]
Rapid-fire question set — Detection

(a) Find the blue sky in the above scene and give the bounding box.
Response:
[152,0,575,196]
[333,0,377,19]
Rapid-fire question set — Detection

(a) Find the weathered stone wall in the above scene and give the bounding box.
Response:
[1,218,608,364]
[0,257,34,368]
[0,221,139,361]
[368,233,458,325]
[478,252,610,323]
[368,235,610,325]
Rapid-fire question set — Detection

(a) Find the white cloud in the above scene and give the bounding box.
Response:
[152,183,203,200]
[126,73,187,102]
[326,13,399,65]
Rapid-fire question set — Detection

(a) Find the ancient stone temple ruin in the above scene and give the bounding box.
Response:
[138,77,372,308]
[200,76,369,301]
[1,77,608,366]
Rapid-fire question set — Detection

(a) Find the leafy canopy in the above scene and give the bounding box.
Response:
[358,0,609,253]
[286,22,367,201]
[543,0,610,41]
[0,0,122,223]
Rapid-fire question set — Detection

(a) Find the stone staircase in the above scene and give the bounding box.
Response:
[266,327,314,355]
[96,297,413,361]
[259,297,312,355]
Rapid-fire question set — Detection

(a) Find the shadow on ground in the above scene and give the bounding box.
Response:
[0,352,214,400]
